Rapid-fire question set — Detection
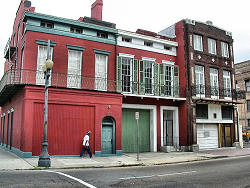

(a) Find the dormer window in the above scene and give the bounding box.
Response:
[144,41,153,47]
[97,31,108,39]
[122,37,132,43]
[41,21,54,29]
[164,45,171,50]
[70,27,83,34]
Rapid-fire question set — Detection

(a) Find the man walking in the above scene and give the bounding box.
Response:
[80,131,92,158]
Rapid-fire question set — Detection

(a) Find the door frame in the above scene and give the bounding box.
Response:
[160,106,179,148]
[101,116,115,154]
[122,104,157,152]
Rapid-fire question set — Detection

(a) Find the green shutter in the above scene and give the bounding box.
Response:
[160,64,165,96]
[139,60,145,95]
[133,59,138,94]
[174,65,179,97]
[154,62,159,96]
[116,56,122,93]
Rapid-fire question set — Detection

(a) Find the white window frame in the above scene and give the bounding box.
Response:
[221,42,229,58]
[208,38,217,55]
[67,49,83,89]
[210,68,219,99]
[223,70,231,99]
[194,34,203,51]
[162,62,174,96]
[95,54,108,91]
[144,60,154,95]
[121,57,133,93]
[36,45,53,85]
[195,65,205,97]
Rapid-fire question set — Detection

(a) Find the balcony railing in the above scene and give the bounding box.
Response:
[0,69,117,94]
[118,80,186,98]
[191,85,246,100]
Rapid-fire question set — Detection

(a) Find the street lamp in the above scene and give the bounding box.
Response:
[38,40,53,167]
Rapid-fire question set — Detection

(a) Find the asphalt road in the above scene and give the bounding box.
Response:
[0,156,250,188]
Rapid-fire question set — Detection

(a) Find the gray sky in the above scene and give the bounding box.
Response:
[1,0,250,78]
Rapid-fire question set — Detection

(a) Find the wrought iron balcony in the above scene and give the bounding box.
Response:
[117,80,186,98]
[191,85,246,101]
[0,69,117,105]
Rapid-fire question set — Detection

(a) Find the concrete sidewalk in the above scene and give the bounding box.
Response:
[1,147,250,170]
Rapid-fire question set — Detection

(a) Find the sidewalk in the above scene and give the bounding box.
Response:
[1,147,250,170]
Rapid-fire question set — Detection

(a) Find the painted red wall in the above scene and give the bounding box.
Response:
[23,31,116,81]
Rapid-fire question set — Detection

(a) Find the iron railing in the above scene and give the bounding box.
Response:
[0,69,117,93]
[191,85,246,100]
[119,80,186,98]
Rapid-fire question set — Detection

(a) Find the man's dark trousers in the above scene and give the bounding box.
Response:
[80,146,92,158]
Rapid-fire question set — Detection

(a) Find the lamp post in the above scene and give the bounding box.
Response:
[38,40,53,167]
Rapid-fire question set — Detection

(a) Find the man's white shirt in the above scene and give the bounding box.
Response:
[83,135,89,146]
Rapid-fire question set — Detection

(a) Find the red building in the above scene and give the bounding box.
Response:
[0,0,122,157]
[0,0,191,157]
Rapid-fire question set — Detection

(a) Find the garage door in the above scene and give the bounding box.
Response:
[197,124,218,150]
[122,108,150,153]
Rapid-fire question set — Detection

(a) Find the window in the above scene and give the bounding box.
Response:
[221,106,232,120]
[223,70,231,98]
[208,38,216,55]
[247,101,250,112]
[196,104,208,119]
[221,42,229,58]
[67,50,82,88]
[164,45,171,50]
[95,54,108,91]
[210,68,219,98]
[245,80,250,92]
[248,119,250,127]
[36,45,53,85]
[97,32,108,39]
[121,57,133,93]
[160,63,174,96]
[41,22,54,29]
[70,27,83,34]
[143,61,154,94]
[144,41,153,47]
[122,37,132,43]
[193,34,203,51]
[195,65,205,96]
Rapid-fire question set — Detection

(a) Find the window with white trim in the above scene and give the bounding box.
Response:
[122,57,133,93]
[160,63,174,96]
[195,65,205,96]
[193,34,203,51]
[208,38,216,55]
[223,70,231,98]
[95,54,108,91]
[67,49,82,88]
[221,42,229,58]
[210,68,219,97]
[36,45,53,85]
[245,80,250,92]
[144,61,154,94]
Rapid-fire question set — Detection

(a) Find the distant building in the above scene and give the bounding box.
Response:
[235,60,250,133]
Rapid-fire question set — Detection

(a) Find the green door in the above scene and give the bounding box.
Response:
[122,108,150,153]
[102,125,113,154]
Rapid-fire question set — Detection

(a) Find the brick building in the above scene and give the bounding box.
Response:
[235,60,250,133]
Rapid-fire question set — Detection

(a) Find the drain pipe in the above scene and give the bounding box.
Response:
[236,105,243,148]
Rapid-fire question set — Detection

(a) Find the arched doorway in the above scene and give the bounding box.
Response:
[102,117,115,154]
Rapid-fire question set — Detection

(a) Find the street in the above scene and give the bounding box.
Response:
[0,156,250,188]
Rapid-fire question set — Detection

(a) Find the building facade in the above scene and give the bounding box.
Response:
[235,60,250,133]
[160,19,244,150]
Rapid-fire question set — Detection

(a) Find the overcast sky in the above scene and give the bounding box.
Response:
[0,0,250,78]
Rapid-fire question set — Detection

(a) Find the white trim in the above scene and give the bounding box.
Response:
[0,114,2,118]
[160,106,179,148]
[10,108,14,112]
[118,29,178,47]
[3,113,5,116]
[123,93,186,101]
[196,119,233,124]
[119,53,135,59]
[7,110,10,114]
[162,60,175,65]
[142,57,156,62]
[122,104,157,152]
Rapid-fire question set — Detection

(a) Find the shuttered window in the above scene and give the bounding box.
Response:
[160,64,174,96]
[67,49,82,89]
[36,45,53,85]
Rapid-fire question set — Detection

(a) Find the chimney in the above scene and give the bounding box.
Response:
[91,0,103,20]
